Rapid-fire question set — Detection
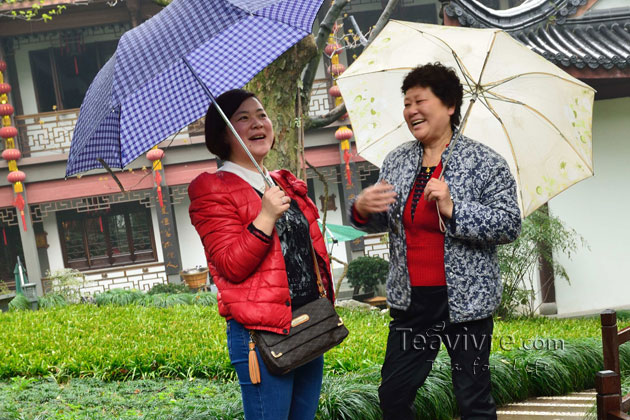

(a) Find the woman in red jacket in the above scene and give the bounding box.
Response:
[188,89,334,420]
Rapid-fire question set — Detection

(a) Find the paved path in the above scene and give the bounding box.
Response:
[497,391,596,420]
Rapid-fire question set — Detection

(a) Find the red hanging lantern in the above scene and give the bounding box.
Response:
[7,170,25,184]
[0,126,18,139]
[0,60,6,72]
[330,63,346,76]
[2,148,21,162]
[0,83,10,95]
[146,148,164,162]
[324,43,342,56]
[328,85,341,98]
[0,104,14,116]
[334,126,353,141]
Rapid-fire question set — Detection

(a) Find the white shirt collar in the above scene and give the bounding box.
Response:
[218,160,275,194]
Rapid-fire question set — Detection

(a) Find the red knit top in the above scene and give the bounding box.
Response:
[403,161,446,287]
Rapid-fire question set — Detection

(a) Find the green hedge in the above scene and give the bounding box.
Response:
[0,304,607,381]
[1,304,628,419]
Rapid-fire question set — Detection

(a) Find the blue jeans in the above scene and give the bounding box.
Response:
[226,319,324,420]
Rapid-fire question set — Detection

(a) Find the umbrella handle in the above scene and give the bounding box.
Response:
[181,58,273,189]
[437,96,476,233]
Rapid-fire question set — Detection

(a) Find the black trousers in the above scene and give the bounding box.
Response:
[379,286,497,420]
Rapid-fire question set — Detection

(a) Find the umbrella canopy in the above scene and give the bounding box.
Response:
[318,220,366,244]
[66,0,324,176]
[336,21,595,217]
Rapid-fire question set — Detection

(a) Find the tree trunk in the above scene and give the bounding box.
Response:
[245,36,318,173]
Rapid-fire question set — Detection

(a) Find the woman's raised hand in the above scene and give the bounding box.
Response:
[354,181,397,219]
[253,186,290,235]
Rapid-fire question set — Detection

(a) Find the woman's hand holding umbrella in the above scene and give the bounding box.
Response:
[425,178,453,219]
[253,186,291,235]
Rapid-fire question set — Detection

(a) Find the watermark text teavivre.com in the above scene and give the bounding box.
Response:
[396,326,565,352]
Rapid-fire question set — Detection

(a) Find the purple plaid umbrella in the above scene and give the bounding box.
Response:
[66,0,324,178]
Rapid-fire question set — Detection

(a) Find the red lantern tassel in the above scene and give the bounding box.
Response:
[155,171,163,208]
[343,149,352,187]
[13,193,26,232]
[74,56,79,75]
[2,228,6,245]
[99,216,103,233]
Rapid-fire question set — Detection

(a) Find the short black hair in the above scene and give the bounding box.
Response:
[401,62,463,129]
[204,89,257,160]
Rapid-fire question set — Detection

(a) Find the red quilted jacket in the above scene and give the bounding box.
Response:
[188,168,334,334]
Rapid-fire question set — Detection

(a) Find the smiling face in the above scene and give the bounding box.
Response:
[226,97,274,168]
[403,86,454,145]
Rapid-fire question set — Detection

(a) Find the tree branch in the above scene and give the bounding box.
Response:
[366,0,401,47]
[305,0,400,130]
[305,103,346,130]
[331,255,348,298]
[301,0,350,110]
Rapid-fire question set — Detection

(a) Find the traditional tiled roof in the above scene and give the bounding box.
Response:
[445,0,630,70]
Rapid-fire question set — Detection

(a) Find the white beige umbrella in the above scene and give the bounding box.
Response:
[336,21,595,217]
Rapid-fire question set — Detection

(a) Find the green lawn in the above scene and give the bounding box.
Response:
[1,303,627,420]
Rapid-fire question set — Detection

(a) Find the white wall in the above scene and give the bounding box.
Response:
[173,196,207,270]
[309,176,349,267]
[549,97,630,315]
[43,212,64,273]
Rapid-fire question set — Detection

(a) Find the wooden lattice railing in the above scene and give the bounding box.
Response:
[597,309,630,420]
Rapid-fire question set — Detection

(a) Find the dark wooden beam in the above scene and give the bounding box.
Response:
[0,0,162,37]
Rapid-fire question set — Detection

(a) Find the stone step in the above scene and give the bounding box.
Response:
[497,391,596,420]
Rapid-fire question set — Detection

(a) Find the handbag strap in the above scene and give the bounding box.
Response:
[309,241,326,298]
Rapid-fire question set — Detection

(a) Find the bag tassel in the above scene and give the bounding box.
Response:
[248,337,261,384]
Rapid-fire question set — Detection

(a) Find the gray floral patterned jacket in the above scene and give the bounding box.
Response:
[350,135,521,323]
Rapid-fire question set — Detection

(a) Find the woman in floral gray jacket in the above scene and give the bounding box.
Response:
[350,63,521,420]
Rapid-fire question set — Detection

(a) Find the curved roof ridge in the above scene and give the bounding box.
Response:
[445,0,588,29]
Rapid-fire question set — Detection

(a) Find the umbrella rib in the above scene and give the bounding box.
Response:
[476,94,527,213]
[474,30,499,90]
[395,21,479,92]
[486,90,594,174]
[339,66,420,79]
[483,72,595,92]
[356,121,407,155]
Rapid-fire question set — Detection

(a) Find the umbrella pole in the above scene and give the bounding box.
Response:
[436,95,476,233]
[181,58,273,188]
[441,95,476,174]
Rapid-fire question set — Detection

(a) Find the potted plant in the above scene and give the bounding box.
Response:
[180,266,209,290]
[346,256,389,302]
[0,281,16,312]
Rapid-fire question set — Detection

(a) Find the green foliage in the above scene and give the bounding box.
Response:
[37,293,67,310]
[1,0,66,21]
[93,289,144,306]
[497,206,584,318]
[93,289,217,308]
[346,256,389,294]
[8,293,29,311]
[0,305,230,381]
[0,281,11,296]
[148,282,191,295]
[317,372,381,420]
[45,268,84,304]
[0,304,628,419]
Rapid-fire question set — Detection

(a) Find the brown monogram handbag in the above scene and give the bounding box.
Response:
[248,244,349,378]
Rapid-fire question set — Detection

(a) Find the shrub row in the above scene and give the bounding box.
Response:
[1,344,629,420]
[0,304,611,382]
